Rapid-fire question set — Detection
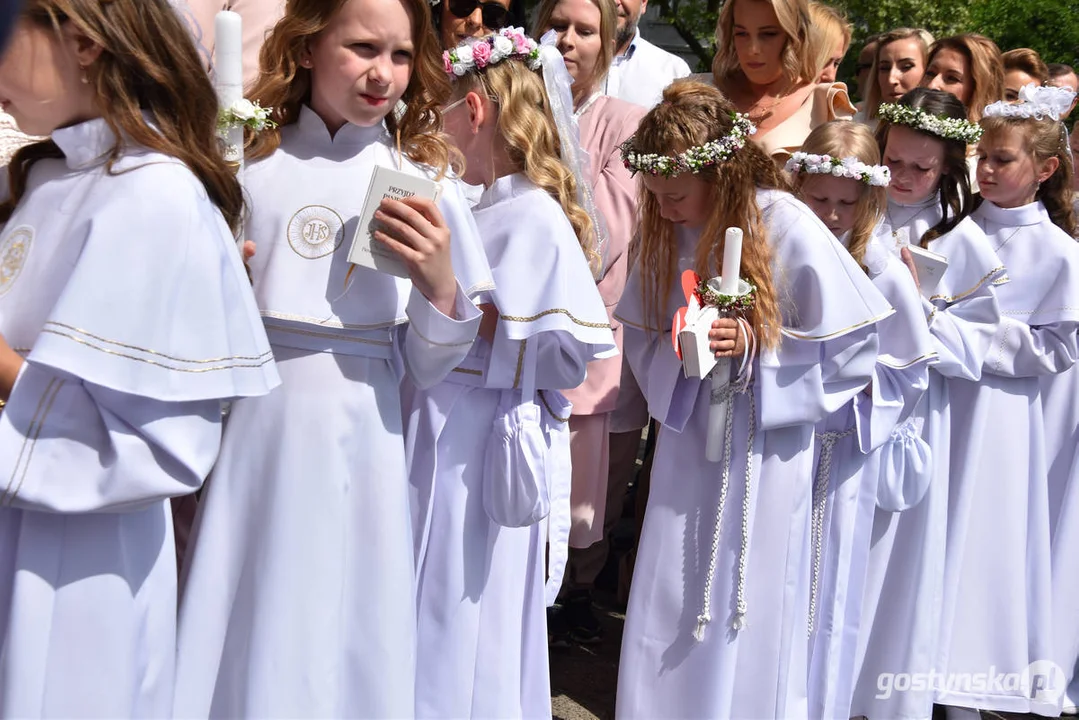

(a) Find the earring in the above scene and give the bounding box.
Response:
[80,68,89,84]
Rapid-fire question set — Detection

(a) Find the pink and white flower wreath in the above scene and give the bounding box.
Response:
[443,26,541,77]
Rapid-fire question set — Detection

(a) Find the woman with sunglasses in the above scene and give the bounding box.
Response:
[532,0,646,645]
[433,0,526,48]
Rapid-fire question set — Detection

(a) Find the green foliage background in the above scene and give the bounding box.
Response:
[646,0,1079,85]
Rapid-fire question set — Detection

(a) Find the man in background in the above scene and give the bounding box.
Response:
[603,0,691,108]
[1048,63,1079,118]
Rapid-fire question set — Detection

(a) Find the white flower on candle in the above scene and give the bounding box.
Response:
[230,99,258,121]
[217,99,277,133]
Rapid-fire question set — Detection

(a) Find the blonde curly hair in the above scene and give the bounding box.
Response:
[451,58,601,273]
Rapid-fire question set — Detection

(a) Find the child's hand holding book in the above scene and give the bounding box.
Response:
[373,196,458,319]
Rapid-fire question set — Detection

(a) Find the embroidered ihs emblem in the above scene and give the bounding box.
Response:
[287,205,344,259]
[0,225,33,296]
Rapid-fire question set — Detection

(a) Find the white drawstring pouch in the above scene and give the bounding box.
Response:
[483,339,551,528]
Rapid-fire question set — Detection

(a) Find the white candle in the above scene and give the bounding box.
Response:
[214,11,244,166]
[720,227,743,294]
[214,10,245,249]
[214,11,244,91]
[706,227,743,464]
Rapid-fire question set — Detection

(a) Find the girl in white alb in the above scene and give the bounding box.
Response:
[1047,122,1079,714]
[614,79,891,720]
[850,88,1005,720]
[173,0,493,717]
[406,29,616,719]
[787,121,935,720]
[937,83,1079,717]
[0,2,278,716]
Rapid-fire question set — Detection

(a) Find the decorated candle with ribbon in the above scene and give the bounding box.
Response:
[214,11,244,168]
[706,227,747,463]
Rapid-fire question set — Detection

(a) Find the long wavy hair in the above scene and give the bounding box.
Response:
[245,0,455,177]
[793,122,885,270]
[925,34,1004,124]
[1,0,243,230]
[631,79,784,349]
[452,57,601,272]
[864,27,933,121]
[979,115,1077,237]
[807,2,850,81]
[532,0,617,106]
[712,0,817,93]
[876,87,974,247]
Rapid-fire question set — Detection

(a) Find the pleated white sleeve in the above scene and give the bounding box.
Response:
[0,362,221,514]
[401,282,482,390]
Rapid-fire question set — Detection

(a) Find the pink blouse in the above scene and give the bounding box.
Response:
[562,95,646,416]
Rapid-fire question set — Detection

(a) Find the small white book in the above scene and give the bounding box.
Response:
[678,299,719,379]
[905,244,949,298]
[347,165,443,278]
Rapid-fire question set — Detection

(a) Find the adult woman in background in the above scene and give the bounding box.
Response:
[861,27,932,127]
[434,0,525,48]
[921,34,1004,124]
[807,1,849,84]
[711,0,854,163]
[532,0,646,642]
[1002,47,1048,101]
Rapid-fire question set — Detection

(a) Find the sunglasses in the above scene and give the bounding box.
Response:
[447,0,509,30]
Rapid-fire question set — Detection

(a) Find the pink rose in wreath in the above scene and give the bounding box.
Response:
[472,40,492,68]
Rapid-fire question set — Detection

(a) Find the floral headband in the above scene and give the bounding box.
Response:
[619,113,757,177]
[785,152,891,187]
[878,102,983,144]
[984,83,1077,122]
[443,27,540,77]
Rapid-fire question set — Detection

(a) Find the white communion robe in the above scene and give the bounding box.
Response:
[173,107,490,719]
[0,119,279,718]
[406,173,616,719]
[614,189,892,720]
[1045,186,1079,715]
[852,200,1004,720]
[1042,336,1079,714]
[808,231,936,720]
[937,199,1079,715]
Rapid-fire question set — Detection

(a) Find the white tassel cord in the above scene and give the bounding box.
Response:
[694,322,757,642]
[807,426,856,636]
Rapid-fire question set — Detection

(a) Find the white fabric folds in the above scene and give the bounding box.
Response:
[22,118,279,401]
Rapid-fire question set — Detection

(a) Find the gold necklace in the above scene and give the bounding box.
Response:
[744,81,792,121]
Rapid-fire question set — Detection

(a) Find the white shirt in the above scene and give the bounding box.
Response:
[603,28,692,109]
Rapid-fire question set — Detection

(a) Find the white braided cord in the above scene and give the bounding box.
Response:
[807,426,856,635]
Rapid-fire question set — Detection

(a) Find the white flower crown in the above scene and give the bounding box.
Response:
[619,113,757,177]
[878,102,983,144]
[984,83,1077,122]
[443,27,540,77]
[785,152,891,187]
